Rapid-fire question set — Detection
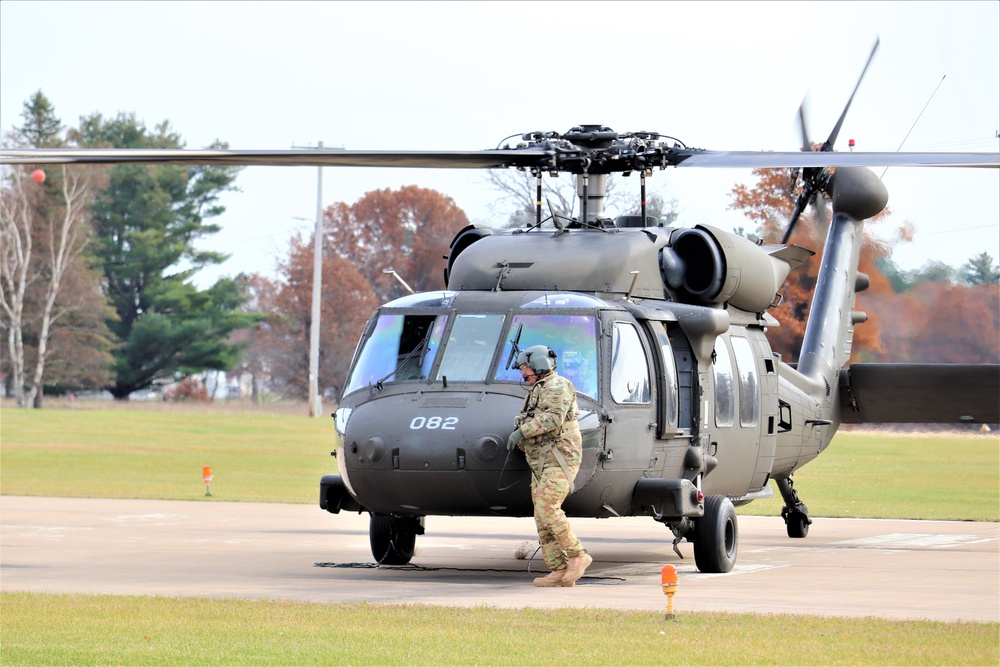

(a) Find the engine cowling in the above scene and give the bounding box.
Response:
[660,224,812,313]
[444,222,811,311]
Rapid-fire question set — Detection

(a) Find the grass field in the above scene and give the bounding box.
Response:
[2,593,996,666]
[0,405,335,504]
[1,404,997,665]
[1,406,997,520]
[744,428,1000,522]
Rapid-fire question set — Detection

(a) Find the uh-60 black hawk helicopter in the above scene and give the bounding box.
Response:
[4,84,998,575]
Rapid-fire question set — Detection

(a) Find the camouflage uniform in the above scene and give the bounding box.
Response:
[514,371,586,571]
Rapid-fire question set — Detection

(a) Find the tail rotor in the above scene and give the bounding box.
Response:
[782,37,880,244]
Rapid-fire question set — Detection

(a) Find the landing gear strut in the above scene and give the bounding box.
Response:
[776,475,812,538]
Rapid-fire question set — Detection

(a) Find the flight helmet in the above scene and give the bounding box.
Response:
[516,345,557,373]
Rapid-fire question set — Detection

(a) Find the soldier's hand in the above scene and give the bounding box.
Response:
[506,428,524,451]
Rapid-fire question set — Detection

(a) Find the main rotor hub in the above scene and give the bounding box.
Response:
[561,125,619,150]
[510,125,690,176]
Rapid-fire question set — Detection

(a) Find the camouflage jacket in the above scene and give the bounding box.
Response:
[515,371,583,478]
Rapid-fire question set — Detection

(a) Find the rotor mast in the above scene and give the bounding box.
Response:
[576,173,607,224]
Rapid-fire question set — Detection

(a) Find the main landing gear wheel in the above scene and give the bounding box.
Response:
[784,507,811,538]
[692,494,738,573]
[776,475,812,539]
[370,513,423,565]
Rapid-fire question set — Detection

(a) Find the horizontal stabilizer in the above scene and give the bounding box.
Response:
[839,364,999,424]
[765,244,815,269]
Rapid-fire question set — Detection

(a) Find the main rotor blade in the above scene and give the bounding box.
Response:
[2,147,996,170]
[0,147,556,169]
[676,150,999,169]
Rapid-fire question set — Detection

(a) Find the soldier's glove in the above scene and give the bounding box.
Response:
[506,428,524,451]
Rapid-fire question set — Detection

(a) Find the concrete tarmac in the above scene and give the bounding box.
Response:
[1,496,997,622]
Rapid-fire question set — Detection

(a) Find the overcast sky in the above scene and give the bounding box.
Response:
[2,1,997,288]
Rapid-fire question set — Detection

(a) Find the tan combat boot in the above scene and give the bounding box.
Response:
[532,569,567,587]
[562,552,593,586]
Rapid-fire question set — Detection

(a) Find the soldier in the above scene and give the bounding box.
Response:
[506,345,592,587]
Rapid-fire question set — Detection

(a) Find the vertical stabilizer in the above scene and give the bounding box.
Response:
[796,168,888,426]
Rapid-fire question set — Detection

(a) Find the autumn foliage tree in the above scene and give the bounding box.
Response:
[247,186,469,401]
[862,275,1000,364]
[729,168,899,363]
[729,168,999,365]
[324,185,471,302]
[245,240,377,401]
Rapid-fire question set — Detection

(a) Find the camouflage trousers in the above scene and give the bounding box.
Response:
[531,464,585,571]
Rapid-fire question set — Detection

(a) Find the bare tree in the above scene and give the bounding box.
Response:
[483,170,578,227]
[28,166,101,406]
[0,165,34,405]
[482,170,673,227]
[0,163,102,407]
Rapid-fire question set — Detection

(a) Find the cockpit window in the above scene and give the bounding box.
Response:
[610,322,651,404]
[436,314,505,382]
[343,312,448,395]
[494,314,599,399]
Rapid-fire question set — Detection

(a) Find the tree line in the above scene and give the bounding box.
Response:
[1,93,473,406]
[3,93,997,407]
[729,168,999,365]
[2,92,256,406]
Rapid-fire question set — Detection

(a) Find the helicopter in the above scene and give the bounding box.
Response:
[2,81,998,576]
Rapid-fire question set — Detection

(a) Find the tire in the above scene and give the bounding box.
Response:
[692,494,738,573]
[369,513,417,565]
[785,510,810,538]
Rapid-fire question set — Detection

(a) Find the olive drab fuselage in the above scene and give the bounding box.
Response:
[323,220,848,532]
[310,124,998,574]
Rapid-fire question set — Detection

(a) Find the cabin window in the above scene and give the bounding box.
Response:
[494,314,599,399]
[730,336,760,427]
[343,312,448,395]
[610,322,651,404]
[653,323,679,428]
[436,314,505,382]
[713,337,735,428]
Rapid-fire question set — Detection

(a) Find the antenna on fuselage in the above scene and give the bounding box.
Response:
[383,269,415,295]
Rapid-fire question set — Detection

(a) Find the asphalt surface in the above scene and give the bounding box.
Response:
[1,495,997,622]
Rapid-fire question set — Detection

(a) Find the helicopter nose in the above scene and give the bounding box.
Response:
[341,394,523,473]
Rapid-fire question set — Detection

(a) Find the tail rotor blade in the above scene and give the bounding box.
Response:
[783,38,879,242]
[783,193,809,243]
[823,37,880,151]
[797,95,813,152]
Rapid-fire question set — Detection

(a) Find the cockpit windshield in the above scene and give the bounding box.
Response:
[343,307,599,399]
[494,314,599,398]
[343,313,448,395]
[436,314,506,381]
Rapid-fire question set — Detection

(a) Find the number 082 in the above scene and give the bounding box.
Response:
[409,416,459,430]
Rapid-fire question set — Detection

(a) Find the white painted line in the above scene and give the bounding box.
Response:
[834,533,994,549]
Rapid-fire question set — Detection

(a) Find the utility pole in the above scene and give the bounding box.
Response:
[293,141,325,418]
[309,142,324,418]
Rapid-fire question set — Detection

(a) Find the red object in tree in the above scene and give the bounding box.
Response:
[31,169,46,184]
